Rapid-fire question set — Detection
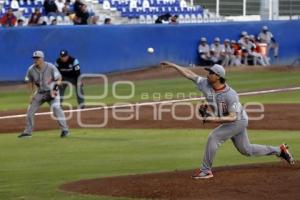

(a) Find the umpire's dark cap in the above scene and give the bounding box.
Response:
[60,50,68,57]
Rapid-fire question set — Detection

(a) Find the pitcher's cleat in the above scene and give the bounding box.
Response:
[18,133,32,138]
[60,131,70,138]
[279,144,295,165]
[192,169,214,179]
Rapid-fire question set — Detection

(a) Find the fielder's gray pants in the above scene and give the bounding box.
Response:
[23,92,69,135]
[200,120,280,173]
[268,43,279,57]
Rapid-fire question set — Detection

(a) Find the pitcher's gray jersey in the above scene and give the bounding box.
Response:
[25,62,62,92]
[195,76,248,121]
[194,76,279,175]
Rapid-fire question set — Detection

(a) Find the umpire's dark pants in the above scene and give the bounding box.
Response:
[59,77,85,109]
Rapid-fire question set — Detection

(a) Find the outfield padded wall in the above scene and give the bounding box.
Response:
[1,20,300,81]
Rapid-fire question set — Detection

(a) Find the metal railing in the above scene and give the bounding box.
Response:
[193,0,300,20]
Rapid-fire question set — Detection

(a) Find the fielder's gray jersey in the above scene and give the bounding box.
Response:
[224,44,232,54]
[258,31,274,44]
[198,44,210,54]
[25,62,62,92]
[242,41,256,53]
[195,76,248,121]
[210,44,225,57]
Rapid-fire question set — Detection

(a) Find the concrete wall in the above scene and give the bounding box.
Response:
[1,20,299,81]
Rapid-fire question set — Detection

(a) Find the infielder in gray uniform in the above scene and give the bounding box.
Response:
[18,50,69,138]
[161,61,295,179]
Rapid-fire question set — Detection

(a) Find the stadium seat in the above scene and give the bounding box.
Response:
[190,13,196,23]
[196,13,202,23]
[145,14,152,23]
[139,14,146,23]
[102,0,111,10]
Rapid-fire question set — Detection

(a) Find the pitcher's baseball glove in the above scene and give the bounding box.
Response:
[199,104,211,123]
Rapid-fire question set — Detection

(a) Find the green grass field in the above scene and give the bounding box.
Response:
[1,69,299,200]
[0,129,299,200]
[0,70,300,111]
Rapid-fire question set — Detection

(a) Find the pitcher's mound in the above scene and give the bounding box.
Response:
[61,162,300,200]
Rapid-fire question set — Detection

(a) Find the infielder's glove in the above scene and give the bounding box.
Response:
[199,104,211,124]
[42,84,59,101]
[42,91,55,101]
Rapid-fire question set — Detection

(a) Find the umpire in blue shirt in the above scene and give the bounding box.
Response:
[55,50,85,109]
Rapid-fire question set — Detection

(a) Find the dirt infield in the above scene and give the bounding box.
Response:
[61,162,300,200]
[0,104,300,133]
[1,65,300,133]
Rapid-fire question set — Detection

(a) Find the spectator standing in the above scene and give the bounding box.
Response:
[55,50,85,109]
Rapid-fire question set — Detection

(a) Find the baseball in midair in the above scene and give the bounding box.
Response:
[147,47,154,54]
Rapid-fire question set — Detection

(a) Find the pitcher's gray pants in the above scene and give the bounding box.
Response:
[23,92,69,135]
[201,120,280,173]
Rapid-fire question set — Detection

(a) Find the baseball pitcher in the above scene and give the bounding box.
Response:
[161,61,295,179]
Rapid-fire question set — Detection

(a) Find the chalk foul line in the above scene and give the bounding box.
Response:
[0,86,299,120]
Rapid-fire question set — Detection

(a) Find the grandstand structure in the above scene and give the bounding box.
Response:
[195,0,300,20]
[0,0,224,25]
[0,0,299,25]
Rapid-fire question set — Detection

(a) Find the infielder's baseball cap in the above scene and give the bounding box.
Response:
[262,25,268,30]
[205,64,226,78]
[60,50,68,57]
[32,50,44,58]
